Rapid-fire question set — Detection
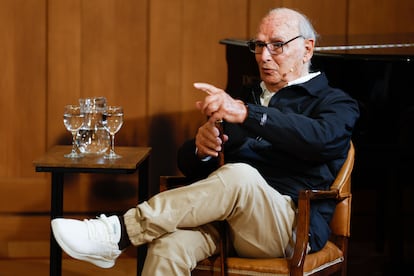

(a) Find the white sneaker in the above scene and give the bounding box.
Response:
[51,214,122,268]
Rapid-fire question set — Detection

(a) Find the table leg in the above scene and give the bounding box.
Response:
[138,157,149,203]
[50,172,64,276]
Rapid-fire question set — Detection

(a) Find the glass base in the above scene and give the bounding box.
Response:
[64,152,83,158]
[104,152,122,159]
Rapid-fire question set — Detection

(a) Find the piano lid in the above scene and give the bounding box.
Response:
[220,33,414,59]
[315,33,414,57]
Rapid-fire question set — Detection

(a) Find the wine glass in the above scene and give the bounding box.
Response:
[63,105,84,158]
[102,106,124,159]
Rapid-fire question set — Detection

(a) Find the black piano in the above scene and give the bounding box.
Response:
[220,36,414,272]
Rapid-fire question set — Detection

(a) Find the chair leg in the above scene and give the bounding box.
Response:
[219,221,227,276]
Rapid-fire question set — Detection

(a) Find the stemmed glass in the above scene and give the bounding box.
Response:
[102,106,124,159]
[63,105,84,158]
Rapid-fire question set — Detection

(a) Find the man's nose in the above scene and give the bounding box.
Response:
[259,46,272,61]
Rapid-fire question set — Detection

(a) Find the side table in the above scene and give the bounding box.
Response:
[33,145,152,276]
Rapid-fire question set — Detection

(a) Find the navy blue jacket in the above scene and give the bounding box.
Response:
[177,72,360,252]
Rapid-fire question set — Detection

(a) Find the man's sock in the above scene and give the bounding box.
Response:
[118,215,132,250]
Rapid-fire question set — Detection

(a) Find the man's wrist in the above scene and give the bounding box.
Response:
[244,103,249,121]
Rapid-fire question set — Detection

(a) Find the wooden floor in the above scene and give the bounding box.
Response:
[0,256,393,276]
[0,241,411,276]
[0,257,138,276]
[0,253,397,276]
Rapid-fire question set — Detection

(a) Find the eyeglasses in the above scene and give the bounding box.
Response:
[247,35,304,55]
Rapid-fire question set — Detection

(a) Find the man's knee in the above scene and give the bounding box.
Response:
[216,163,264,188]
[221,162,259,176]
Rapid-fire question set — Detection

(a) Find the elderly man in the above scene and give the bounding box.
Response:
[51,7,359,275]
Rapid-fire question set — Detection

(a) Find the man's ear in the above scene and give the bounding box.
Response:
[303,38,315,63]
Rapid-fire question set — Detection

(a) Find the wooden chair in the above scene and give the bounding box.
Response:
[160,141,354,276]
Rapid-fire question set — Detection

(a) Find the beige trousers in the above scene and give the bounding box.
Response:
[123,163,296,276]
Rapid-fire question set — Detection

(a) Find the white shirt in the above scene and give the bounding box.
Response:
[259,72,321,106]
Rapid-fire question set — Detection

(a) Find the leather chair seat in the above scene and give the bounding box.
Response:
[195,241,344,276]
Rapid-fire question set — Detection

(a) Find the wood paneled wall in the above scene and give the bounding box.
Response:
[0,0,413,258]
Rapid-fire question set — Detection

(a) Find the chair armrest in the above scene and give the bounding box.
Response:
[289,189,341,274]
[308,189,340,200]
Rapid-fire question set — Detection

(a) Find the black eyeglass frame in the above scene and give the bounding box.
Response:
[247,35,304,55]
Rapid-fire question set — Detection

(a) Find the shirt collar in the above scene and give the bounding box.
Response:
[259,82,274,106]
[287,71,321,86]
[261,71,321,93]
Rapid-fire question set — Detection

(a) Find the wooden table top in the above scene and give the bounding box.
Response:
[33,145,151,172]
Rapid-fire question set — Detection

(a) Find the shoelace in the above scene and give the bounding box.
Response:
[84,214,116,244]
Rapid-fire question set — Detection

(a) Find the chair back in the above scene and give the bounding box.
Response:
[329,141,354,238]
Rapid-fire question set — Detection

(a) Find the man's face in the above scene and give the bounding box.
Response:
[254,12,313,91]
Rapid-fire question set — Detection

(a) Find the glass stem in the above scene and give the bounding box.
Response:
[110,134,115,154]
[71,132,77,153]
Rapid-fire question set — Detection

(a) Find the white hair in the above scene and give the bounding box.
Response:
[266,8,318,44]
